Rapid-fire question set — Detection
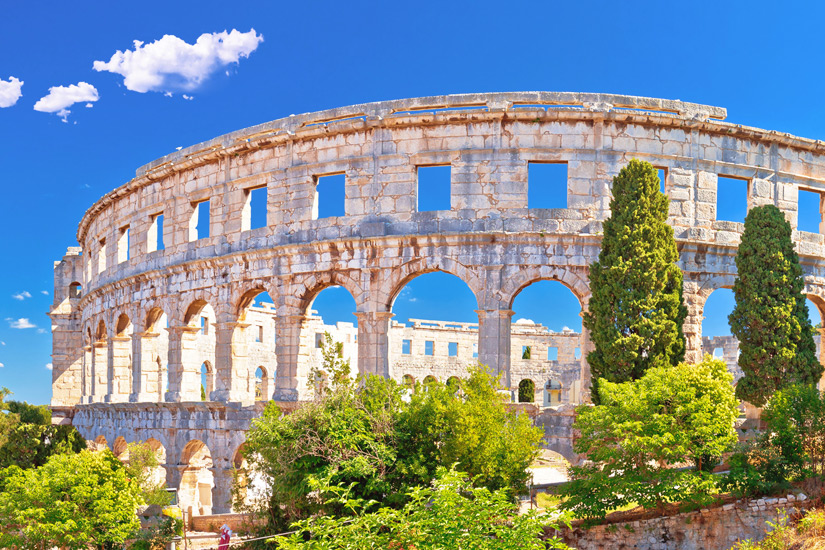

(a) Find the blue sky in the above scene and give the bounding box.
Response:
[2,0,824,404]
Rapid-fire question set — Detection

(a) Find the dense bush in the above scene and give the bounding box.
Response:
[279,468,571,550]
[562,357,739,519]
[241,359,542,533]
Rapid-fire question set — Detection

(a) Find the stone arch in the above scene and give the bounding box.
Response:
[112,436,128,459]
[383,257,484,311]
[95,319,107,342]
[69,281,82,299]
[544,379,563,406]
[401,374,416,389]
[446,375,461,391]
[179,439,214,517]
[287,270,365,313]
[501,268,590,311]
[254,366,268,401]
[145,437,167,488]
[145,306,167,332]
[183,298,211,326]
[93,435,108,451]
[518,378,535,403]
[115,313,132,337]
[423,374,438,385]
[234,284,278,321]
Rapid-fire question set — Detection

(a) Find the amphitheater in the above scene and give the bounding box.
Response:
[48,91,825,517]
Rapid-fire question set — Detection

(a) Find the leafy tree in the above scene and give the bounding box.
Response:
[0,449,143,550]
[583,159,687,402]
[0,423,86,470]
[729,204,822,406]
[122,441,172,506]
[7,401,51,425]
[279,468,571,550]
[562,357,739,519]
[518,379,535,402]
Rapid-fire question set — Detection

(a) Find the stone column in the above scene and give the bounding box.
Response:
[106,336,132,403]
[212,322,251,404]
[165,326,201,402]
[212,467,235,514]
[682,281,705,364]
[91,340,107,403]
[273,312,305,401]
[81,345,92,403]
[476,308,514,392]
[354,310,393,378]
[578,323,594,404]
[131,332,159,402]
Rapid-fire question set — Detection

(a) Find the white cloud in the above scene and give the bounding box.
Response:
[45,362,53,371]
[182,94,193,100]
[33,82,99,122]
[12,291,32,300]
[0,341,5,346]
[37,328,47,334]
[93,29,263,94]
[41,290,49,296]
[0,362,4,368]
[8,318,36,329]
[0,76,23,108]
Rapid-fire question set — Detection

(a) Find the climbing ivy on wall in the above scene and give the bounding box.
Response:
[583,159,687,402]
[729,204,822,406]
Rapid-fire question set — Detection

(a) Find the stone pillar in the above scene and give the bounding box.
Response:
[578,323,594,403]
[476,308,514,391]
[165,326,201,402]
[819,327,825,392]
[273,312,305,401]
[91,340,107,403]
[682,281,705,364]
[212,467,235,514]
[106,336,132,403]
[81,345,92,403]
[131,332,159,402]
[354,310,393,378]
[212,322,251,404]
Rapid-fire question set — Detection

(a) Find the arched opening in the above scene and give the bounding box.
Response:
[446,375,460,392]
[146,308,169,402]
[183,300,217,401]
[701,288,739,381]
[423,375,438,386]
[302,286,358,392]
[510,280,583,405]
[201,362,214,401]
[69,282,82,299]
[92,321,108,401]
[518,379,535,403]
[112,314,133,401]
[255,366,268,401]
[145,438,167,488]
[390,271,479,388]
[112,436,128,460]
[95,320,107,342]
[545,379,562,406]
[93,435,108,451]
[805,295,825,390]
[179,440,214,517]
[237,289,277,402]
[401,374,416,392]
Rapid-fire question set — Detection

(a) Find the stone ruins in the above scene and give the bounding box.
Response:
[49,91,825,516]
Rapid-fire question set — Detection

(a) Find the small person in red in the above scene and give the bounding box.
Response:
[218,524,231,550]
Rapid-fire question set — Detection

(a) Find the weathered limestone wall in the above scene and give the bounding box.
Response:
[559,495,812,550]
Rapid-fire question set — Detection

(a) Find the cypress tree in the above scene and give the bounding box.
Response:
[728,204,822,406]
[583,159,687,403]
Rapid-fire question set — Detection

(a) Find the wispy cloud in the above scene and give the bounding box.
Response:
[7,318,36,329]
[45,363,52,371]
[12,291,32,300]
[0,76,23,108]
[33,82,99,122]
[40,290,49,296]
[0,362,4,368]
[93,29,263,94]
[37,328,47,334]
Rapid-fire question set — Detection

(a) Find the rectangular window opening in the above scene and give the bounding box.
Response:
[472,343,478,359]
[527,162,568,209]
[248,186,268,230]
[657,168,667,195]
[522,345,532,360]
[574,347,582,360]
[200,316,209,335]
[417,165,451,212]
[191,200,211,241]
[402,339,411,355]
[98,239,107,274]
[547,347,558,361]
[314,174,346,219]
[117,226,130,264]
[716,175,749,223]
[798,188,823,234]
[713,347,724,358]
[315,333,325,348]
[424,340,434,356]
[256,326,263,343]
[149,213,164,252]
[448,342,458,357]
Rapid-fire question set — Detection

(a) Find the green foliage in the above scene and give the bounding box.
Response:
[128,517,184,550]
[279,468,571,550]
[242,357,542,534]
[562,357,739,519]
[518,379,535,402]
[729,204,823,406]
[7,401,51,425]
[0,422,86,470]
[723,384,825,496]
[201,383,206,401]
[308,332,351,395]
[0,449,143,550]
[522,346,531,360]
[122,442,172,506]
[583,159,687,402]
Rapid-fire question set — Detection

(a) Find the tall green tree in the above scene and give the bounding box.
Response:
[583,159,687,402]
[729,204,823,406]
